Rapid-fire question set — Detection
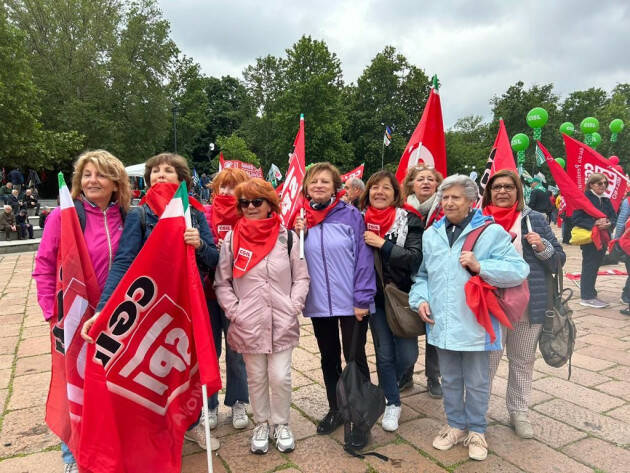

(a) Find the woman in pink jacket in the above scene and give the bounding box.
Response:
[33,150,130,473]
[214,178,310,456]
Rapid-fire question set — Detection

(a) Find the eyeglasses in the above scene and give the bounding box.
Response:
[238,198,266,208]
[491,184,516,192]
[593,181,607,186]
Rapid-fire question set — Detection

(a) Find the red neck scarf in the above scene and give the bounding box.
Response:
[140,182,204,217]
[232,213,282,278]
[483,203,520,233]
[304,193,343,228]
[403,203,423,220]
[464,275,513,343]
[210,194,240,241]
[364,206,397,238]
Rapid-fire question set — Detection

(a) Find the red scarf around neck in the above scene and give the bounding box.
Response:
[140,182,205,217]
[464,275,513,343]
[210,194,240,241]
[482,203,520,233]
[232,213,282,278]
[304,193,343,228]
[364,206,397,238]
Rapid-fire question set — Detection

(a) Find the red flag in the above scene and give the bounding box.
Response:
[46,174,102,456]
[477,119,517,203]
[538,141,605,219]
[221,158,264,178]
[279,115,306,227]
[395,85,446,182]
[563,134,628,211]
[341,163,365,183]
[219,151,225,171]
[78,183,221,473]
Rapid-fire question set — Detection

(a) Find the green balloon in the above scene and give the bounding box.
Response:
[559,122,575,136]
[591,132,602,147]
[580,117,599,134]
[555,157,566,168]
[511,133,530,152]
[610,118,625,134]
[526,107,549,129]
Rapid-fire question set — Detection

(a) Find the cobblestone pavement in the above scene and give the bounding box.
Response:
[2,242,630,472]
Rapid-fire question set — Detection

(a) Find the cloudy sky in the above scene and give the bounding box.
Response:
[157,0,629,128]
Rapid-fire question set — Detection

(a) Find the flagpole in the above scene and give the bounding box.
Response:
[201,385,214,473]
[381,139,385,170]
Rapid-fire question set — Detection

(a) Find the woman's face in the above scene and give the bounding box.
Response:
[590,177,608,196]
[150,162,180,186]
[413,170,439,201]
[81,162,117,207]
[239,197,271,220]
[307,171,336,203]
[369,178,396,210]
[490,176,518,208]
[219,185,235,196]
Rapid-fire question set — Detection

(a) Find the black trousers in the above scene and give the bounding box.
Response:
[311,316,369,411]
[425,338,440,381]
[580,243,605,299]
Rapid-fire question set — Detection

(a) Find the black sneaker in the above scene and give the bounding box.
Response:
[317,409,344,435]
[621,307,630,316]
[398,370,414,392]
[427,378,443,399]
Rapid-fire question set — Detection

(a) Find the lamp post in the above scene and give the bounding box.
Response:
[172,105,179,153]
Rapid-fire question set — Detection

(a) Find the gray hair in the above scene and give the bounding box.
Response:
[347,177,365,190]
[3,205,11,211]
[437,174,478,202]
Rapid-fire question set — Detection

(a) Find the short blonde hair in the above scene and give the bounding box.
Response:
[301,162,342,199]
[72,150,130,211]
[402,165,444,200]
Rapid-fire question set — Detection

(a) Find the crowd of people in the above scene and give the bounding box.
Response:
[1,172,44,240]
[34,148,630,472]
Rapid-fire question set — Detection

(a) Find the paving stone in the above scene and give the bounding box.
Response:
[14,353,50,376]
[491,374,508,397]
[16,335,49,357]
[0,405,58,457]
[181,452,227,473]
[0,367,11,389]
[401,392,445,422]
[216,429,286,473]
[367,442,447,472]
[0,353,13,369]
[291,347,323,371]
[534,358,611,387]
[289,435,368,473]
[534,399,630,444]
[0,336,18,355]
[606,404,630,423]
[528,410,588,448]
[0,313,22,325]
[291,383,330,422]
[563,437,630,473]
[453,454,526,473]
[0,387,7,410]
[579,345,630,367]
[299,334,320,354]
[0,305,24,316]
[485,424,592,473]
[289,406,317,440]
[398,417,468,467]
[532,376,625,412]
[291,369,316,388]
[0,450,62,473]
[21,324,50,339]
[487,394,510,424]
[7,371,50,410]
[0,323,21,338]
[302,367,325,386]
[569,352,616,371]
[580,333,630,351]
[23,314,45,328]
[576,315,630,329]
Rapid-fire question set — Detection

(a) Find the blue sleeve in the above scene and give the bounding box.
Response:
[194,210,219,268]
[615,199,629,239]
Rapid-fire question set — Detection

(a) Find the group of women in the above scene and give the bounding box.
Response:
[35,149,572,470]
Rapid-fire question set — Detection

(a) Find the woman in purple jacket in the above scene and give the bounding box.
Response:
[294,162,376,449]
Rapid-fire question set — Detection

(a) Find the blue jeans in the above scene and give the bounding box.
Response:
[207,299,249,409]
[61,442,75,464]
[436,348,489,433]
[369,304,418,406]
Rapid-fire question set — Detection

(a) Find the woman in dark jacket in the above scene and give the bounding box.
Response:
[361,170,423,432]
[572,172,616,308]
[483,170,565,439]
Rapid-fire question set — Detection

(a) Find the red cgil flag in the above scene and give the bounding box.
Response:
[563,134,628,211]
[45,173,102,457]
[279,114,306,228]
[341,163,365,183]
[477,119,517,203]
[395,78,447,182]
[78,182,221,473]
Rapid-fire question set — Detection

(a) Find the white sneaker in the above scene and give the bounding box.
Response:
[208,406,218,430]
[232,401,249,429]
[580,298,609,308]
[251,422,270,454]
[64,464,79,473]
[463,431,488,461]
[273,424,295,453]
[184,419,220,451]
[381,404,402,432]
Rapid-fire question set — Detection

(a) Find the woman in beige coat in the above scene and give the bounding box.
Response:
[214,178,310,456]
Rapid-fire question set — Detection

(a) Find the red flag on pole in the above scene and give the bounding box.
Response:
[45,173,102,456]
[341,163,365,183]
[477,119,517,202]
[563,134,628,211]
[279,114,306,228]
[78,182,221,473]
[395,78,446,182]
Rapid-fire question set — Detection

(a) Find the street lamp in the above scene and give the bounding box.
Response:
[172,105,179,153]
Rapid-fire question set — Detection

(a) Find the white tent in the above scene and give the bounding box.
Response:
[125,163,145,178]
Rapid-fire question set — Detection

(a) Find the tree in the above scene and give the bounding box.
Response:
[445,116,492,175]
[215,133,259,167]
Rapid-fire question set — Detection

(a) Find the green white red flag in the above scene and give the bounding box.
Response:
[78,181,221,473]
[279,114,306,228]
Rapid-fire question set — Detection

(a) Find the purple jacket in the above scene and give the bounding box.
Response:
[303,200,376,317]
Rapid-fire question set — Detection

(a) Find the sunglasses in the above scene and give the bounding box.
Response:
[238,198,267,208]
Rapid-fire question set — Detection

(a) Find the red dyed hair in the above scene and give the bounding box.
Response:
[211,168,250,196]
[234,178,281,215]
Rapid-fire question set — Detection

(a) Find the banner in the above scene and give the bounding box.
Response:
[45,173,102,456]
[221,159,263,179]
[395,85,447,182]
[78,182,221,473]
[564,134,628,211]
[341,163,365,183]
[279,115,306,228]
[477,119,517,203]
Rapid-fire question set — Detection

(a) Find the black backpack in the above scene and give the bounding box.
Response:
[74,199,127,233]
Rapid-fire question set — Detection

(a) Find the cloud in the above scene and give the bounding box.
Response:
[158,0,630,127]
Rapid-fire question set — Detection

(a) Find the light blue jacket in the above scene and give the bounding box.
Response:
[408,209,530,351]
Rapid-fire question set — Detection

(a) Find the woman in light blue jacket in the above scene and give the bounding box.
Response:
[409,175,529,462]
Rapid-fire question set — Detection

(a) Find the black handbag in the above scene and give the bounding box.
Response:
[374,249,425,338]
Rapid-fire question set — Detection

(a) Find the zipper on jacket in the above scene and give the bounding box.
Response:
[103,209,113,272]
[320,223,333,316]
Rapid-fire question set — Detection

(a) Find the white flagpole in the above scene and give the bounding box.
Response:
[201,385,214,473]
[299,208,305,259]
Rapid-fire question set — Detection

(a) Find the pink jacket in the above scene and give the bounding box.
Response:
[33,200,124,320]
[214,227,310,354]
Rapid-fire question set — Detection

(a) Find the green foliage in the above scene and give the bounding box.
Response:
[445,116,492,175]
[216,133,259,167]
